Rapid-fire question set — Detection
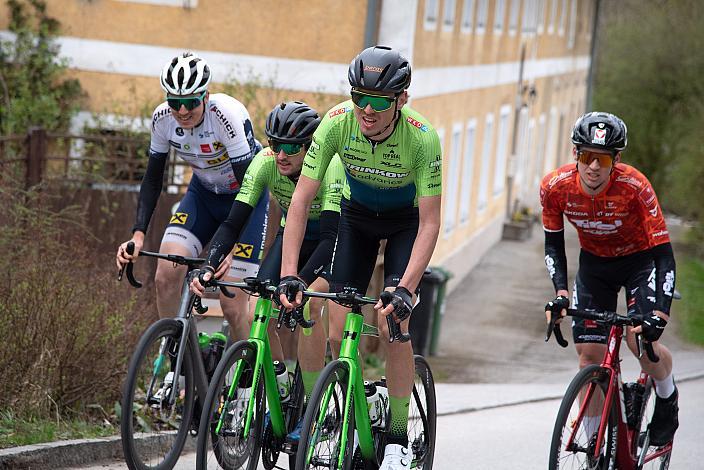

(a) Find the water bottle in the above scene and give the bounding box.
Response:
[365,381,389,428]
[273,361,290,403]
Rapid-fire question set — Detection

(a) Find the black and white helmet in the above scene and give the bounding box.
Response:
[571,112,628,153]
[160,52,211,96]
[265,101,320,144]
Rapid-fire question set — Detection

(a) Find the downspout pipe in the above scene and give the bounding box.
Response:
[585,0,601,112]
[364,0,381,47]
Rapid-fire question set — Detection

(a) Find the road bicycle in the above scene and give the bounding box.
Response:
[546,308,673,469]
[118,242,234,470]
[195,277,311,470]
[295,290,436,469]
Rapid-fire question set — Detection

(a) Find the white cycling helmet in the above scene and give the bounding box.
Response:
[160,52,211,96]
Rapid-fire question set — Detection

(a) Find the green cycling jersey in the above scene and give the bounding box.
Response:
[237,147,346,239]
[301,100,442,212]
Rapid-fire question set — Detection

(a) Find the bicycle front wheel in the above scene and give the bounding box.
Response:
[548,364,618,470]
[635,378,672,470]
[407,355,437,469]
[196,340,264,470]
[121,318,195,470]
[295,360,355,470]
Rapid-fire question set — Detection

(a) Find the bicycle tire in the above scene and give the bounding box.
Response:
[295,360,355,470]
[195,340,264,470]
[121,318,195,470]
[407,355,437,469]
[548,364,618,470]
[635,378,672,470]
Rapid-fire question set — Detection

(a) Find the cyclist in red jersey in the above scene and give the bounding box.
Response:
[541,112,678,446]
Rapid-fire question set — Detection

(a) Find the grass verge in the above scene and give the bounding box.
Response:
[675,256,704,345]
[0,410,117,449]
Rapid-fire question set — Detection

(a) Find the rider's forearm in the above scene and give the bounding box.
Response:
[544,229,569,293]
[281,196,311,277]
[398,217,440,293]
[133,152,168,233]
[204,200,253,268]
[298,210,340,284]
[651,242,676,315]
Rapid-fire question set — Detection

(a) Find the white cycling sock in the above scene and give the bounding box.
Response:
[582,415,601,438]
[654,373,675,399]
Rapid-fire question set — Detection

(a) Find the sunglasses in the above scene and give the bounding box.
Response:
[350,90,396,112]
[577,149,614,168]
[167,91,206,111]
[269,140,304,156]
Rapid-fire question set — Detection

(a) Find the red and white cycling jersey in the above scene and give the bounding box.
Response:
[540,163,670,258]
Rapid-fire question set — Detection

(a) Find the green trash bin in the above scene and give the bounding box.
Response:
[409,267,451,357]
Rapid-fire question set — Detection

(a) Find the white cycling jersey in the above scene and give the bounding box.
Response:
[149,93,255,194]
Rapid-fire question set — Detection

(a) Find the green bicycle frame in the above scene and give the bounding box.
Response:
[215,297,288,439]
[308,305,379,467]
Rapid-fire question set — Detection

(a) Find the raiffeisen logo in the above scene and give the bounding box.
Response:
[406,117,428,132]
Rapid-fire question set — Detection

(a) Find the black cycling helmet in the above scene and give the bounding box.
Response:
[265,101,321,144]
[348,45,411,94]
[571,112,628,153]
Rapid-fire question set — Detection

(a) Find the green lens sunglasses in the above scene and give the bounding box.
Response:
[167,91,206,111]
[351,90,396,112]
[269,140,304,155]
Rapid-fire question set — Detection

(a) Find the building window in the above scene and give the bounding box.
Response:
[443,123,463,236]
[459,119,477,224]
[494,0,506,33]
[508,0,520,35]
[424,0,440,30]
[476,0,489,34]
[522,0,537,34]
[567,0,577,48]
[548,0,558,33]
[460,0,476,33]
[443,0,457,31]
[477,113,494,211]
[536,0,546,33]
[493,106,511,197]
[559,0,567,35]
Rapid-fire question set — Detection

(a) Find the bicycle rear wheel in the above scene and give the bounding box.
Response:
[295,360,355,470]
[407,355,437,469]
[121,318,195,470]
[196,340,264,470]
[634,378,672,470]
[548,364,618,470]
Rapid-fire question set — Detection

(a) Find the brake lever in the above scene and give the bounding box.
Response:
[379,291,411,343]
[292,306,315,329]
[544,311,568,347]
[119,242,143,288]
[219,284,236,298]
[193,296,208,315]
[636,333,660,363]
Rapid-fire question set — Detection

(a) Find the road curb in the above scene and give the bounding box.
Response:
[2,372,702,468]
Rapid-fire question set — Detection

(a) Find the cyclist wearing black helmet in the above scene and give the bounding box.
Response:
[192,101,346,440]
[278,45,442,469]
[541,111,678,447]
[116,52,268,340]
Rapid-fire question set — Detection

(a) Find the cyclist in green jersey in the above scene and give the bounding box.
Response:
[278,46,442,470]
[192,102,345,439]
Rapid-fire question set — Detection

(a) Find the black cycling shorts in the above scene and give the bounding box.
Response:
[572,249,657,344]
[329,198,418,295]
[256,228,330,285]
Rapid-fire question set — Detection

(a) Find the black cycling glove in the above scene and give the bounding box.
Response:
[545,295,570,320]
[641,313,667,343]
[381,286,413,321]
[276,275,308,304]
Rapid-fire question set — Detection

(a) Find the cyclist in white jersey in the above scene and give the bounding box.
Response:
[116,52,269,339]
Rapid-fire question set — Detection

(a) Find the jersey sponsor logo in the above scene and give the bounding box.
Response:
[349,135,365,143]
[616,175,643,189]
[386,142,399,148]
[649,206,658,217]
[564,210,589,216]
[343,152,366,162]
[233,243,253,258]
[548,170,573,188]
[303,161,315,170]
[200,143,212,153]
[152,107,171,130]
[639,186,656,207]
[406,117,429,132]
[652,229,669,238]
[310,138,320,151]
[213,141,224,150]
[585,319,599,328]
[211,105,237,139]
[344,162,409,179]
[175,127,185,136]
[572,219,623,233]
[545,255,557,278]
[170,212,188,224]
[592,128,607,145]
[229,180,240,191]
[206,154,228,165]
[311,203,322,209]
[168,140,182,149]
[383,150,400,160]
[363,65,385,73]
[329,182,344,190]
[183,143,191,151]
[328,107,352,118]
[663,270,675,297]
[648,267,656,291]
[426,182,441,189]
[381,160,403,168]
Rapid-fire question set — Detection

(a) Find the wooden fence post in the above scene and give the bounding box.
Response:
[26,127,47,189]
